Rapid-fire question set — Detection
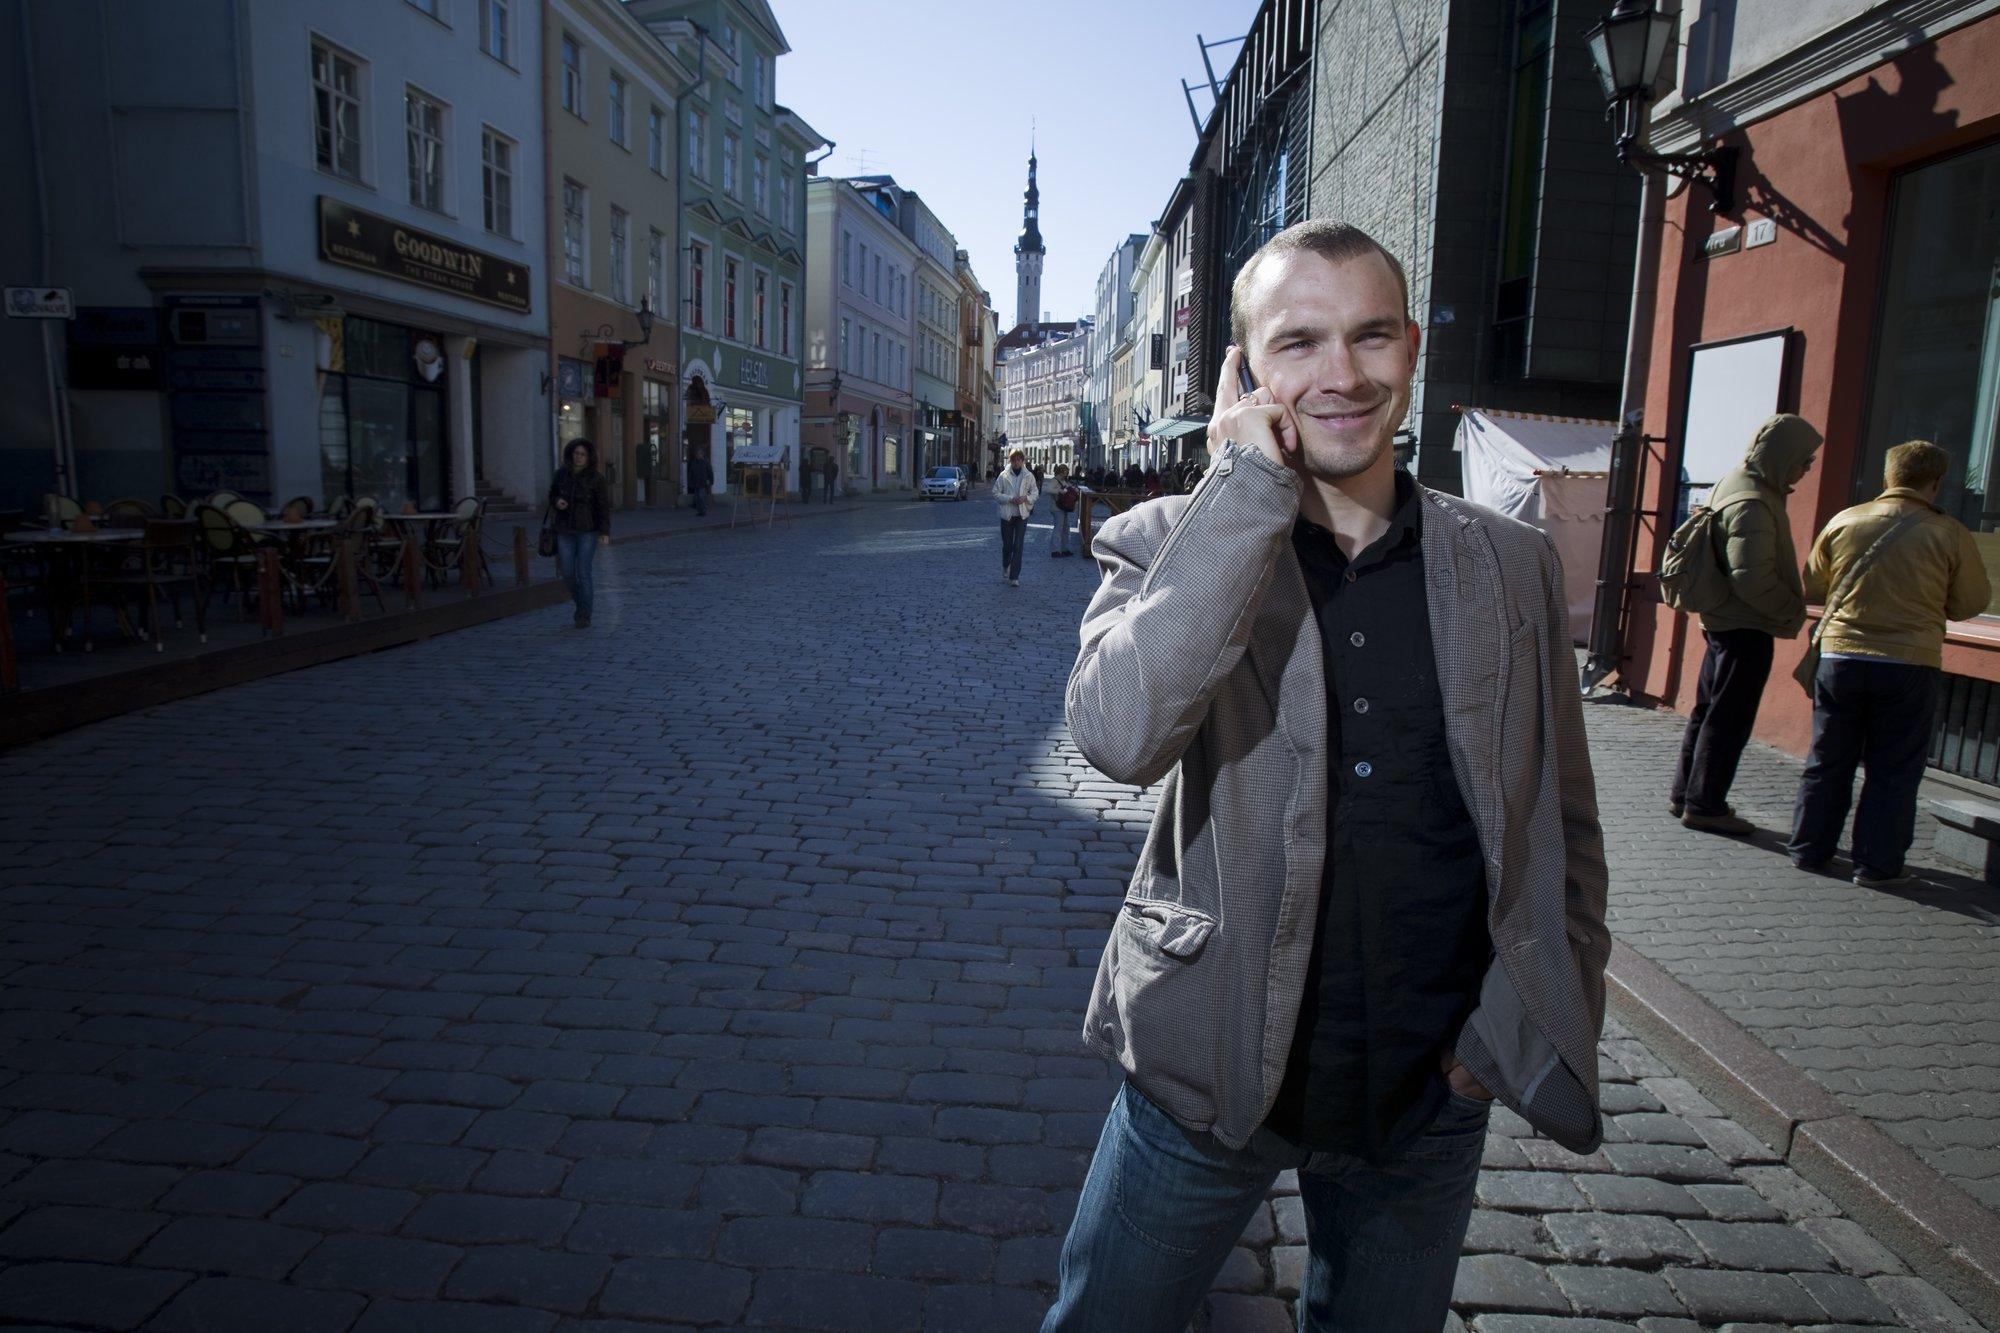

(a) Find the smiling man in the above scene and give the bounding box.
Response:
[1043,221,1610,1332]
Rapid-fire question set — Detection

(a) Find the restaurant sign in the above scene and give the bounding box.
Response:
[317,197,531,313]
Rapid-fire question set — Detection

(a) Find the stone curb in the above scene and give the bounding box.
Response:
[601,493,914,550]
[1606,938,2000,1327]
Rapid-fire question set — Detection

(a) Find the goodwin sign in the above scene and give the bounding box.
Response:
[318,197,531,314]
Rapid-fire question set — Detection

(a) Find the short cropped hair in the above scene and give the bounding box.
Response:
[1885,439,1949,491]
[1229,220,1412,350]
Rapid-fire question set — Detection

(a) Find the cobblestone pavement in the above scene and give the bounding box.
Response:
[0,500,1987,1330]
[1581,698,2000,1219]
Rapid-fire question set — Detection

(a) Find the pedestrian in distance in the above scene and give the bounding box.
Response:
[993,447,1037,587]
[1124,462,1144,491]
[1044,220,1609,1333]
[1669,413,1822,835]
[1049,463,1078,558]
[798,452,815,503]
[1787,440,1991,886]
[548,438,610,628]
[687,447,714,517]
[825,455,840,501]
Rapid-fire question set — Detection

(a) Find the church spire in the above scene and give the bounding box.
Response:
[1014,134,1044,330]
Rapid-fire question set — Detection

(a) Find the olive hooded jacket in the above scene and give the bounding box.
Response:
[1698,413,1823,637]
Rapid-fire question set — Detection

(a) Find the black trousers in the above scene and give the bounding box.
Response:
[1787,658,1939,876]
[1672,628,1774,816]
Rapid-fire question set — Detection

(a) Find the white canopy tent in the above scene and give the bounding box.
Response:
[1455,407,1616,645]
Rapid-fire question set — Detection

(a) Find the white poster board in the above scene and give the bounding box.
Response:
[1680,331,1789,509]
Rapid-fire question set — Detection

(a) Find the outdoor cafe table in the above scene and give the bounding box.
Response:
[3,528,143,651]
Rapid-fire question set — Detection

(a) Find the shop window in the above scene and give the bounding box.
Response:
[318,317,448,511]
[1859,139,2000,616]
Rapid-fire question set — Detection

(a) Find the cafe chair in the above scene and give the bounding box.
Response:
[103,498,157,528]
[159,494,188,518]
[194,503,263,619]
[326,495,354,520]
[429,496,485,585]
[39,493,82,528]
[105,518,207,650]
[205,490,242,511]
[280,495,314,521]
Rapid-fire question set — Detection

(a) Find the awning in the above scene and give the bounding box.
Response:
[1143,416,1207,441]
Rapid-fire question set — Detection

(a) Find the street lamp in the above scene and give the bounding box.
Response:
[1587,0,1735,213]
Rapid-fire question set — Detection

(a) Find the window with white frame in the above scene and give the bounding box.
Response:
[481,128,514,236]
[648,105,664,173]
[561,35,583,116]
[311,39,363,181]
[841,233,852,288]
[688,240,708,330]
[873,256,881,305]
[648,227,665,315]
[777,168,793,232]
[609,206,630,302]
[562,177,586,285]
[750,45,763,104]
[840,318,850,373]
[405,87,446,211]
[479,0,509,63]
[752,154,768,215]
[752,270,768,348]
[407,0,443,19]
[723,256,739,340]
[688,106,708,178]
[778,281,792,357]
[871,331,881,383]
[722,23,740,84]
[721,132,738,196]
[761,54,773,109]
[607,73,627,146]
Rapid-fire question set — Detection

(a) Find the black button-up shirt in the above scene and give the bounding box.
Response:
[1264,471,1492,1161]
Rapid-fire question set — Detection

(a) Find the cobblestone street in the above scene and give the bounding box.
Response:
[0,499,1989,1330]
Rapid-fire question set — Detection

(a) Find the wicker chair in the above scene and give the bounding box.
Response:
[159,494,188,518]
[428,497,485,585]
[102,498,157,528]
[39,493,82,528]
[104,518,207,649]
[193,503,262,618]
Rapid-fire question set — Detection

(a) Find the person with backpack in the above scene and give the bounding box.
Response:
[1663,413,1822,835]
[1786,441,1990,886]
[1049,463,1079,558]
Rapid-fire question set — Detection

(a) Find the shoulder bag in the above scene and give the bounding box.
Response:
[1792,511,1924,693]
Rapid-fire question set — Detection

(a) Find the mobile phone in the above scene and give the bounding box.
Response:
[1238,358,1258,397]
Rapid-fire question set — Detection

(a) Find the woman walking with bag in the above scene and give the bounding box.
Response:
[547,438,610,627]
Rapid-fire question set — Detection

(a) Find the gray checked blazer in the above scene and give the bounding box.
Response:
[1066,440,1611,1154]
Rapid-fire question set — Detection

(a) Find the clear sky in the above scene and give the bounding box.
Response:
[771,0,1264,328]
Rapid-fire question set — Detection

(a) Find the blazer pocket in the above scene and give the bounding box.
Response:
[1121,898,1216,961]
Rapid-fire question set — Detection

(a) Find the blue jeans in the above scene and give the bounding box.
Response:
[1043,1081,1487,1332]
[1051,504,1073,553]
[1000,516,1027,579]
[555,530,597,620]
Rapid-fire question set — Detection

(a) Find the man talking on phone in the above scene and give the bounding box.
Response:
[1042,221,1609,1332]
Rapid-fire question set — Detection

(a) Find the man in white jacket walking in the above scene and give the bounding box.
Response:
[993,448,1038,586]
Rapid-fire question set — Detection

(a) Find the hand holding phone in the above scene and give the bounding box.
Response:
[1208,344,1295,468]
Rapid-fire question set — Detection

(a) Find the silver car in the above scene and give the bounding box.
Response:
[920,465,970,500]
